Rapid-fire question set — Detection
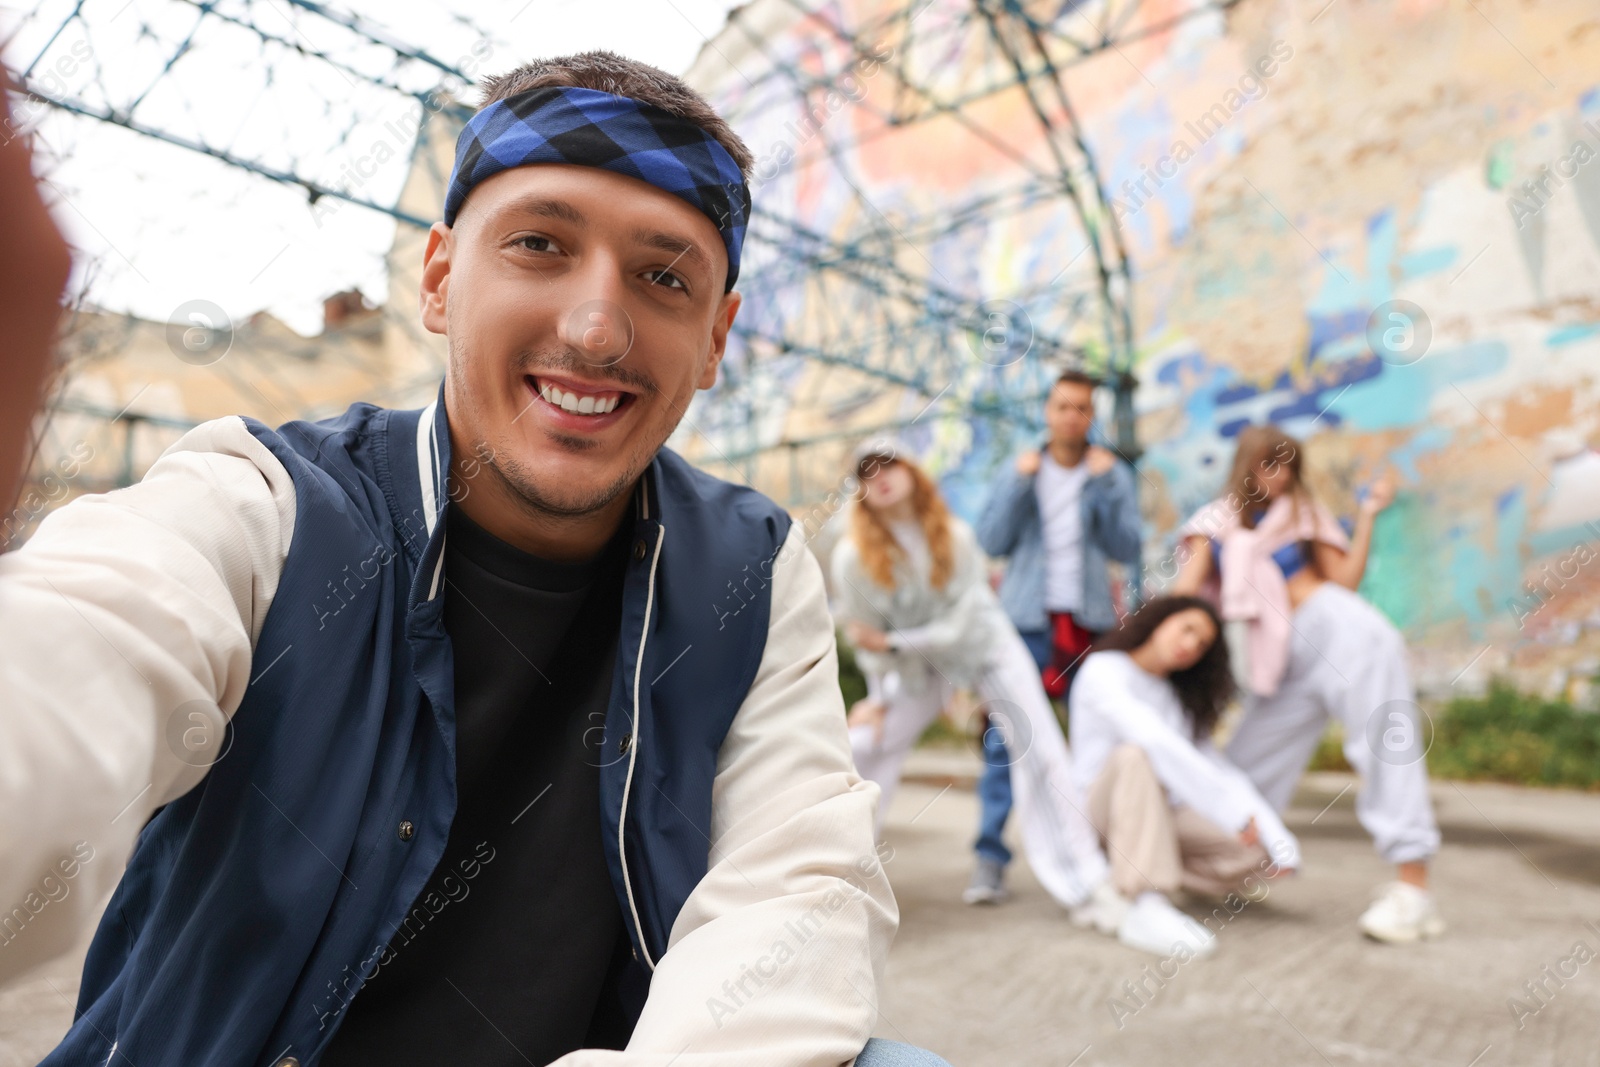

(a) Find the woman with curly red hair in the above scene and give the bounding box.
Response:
[831,439,1125,933]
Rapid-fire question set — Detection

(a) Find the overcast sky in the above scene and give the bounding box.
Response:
[8,0,744,336]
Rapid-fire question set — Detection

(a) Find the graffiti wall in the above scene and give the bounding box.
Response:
[685,0,1600,696]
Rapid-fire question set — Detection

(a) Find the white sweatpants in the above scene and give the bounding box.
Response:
[1225,582,1441,864]
[850,626,1109,907]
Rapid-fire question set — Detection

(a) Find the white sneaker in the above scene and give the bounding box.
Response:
[1069,878,1131,935]
[1117,893,1217,959]
[1358,882,1446,943]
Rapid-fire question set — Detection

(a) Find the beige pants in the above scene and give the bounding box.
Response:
[1088,744,1269,898]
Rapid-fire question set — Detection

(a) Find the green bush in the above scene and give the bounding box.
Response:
[1307,727,1353,773]
[1305,678,1600,789]
[836,630,868,710]
[1428,679,1600,789]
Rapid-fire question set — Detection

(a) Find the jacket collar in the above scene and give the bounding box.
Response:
[409,378,664,602]
[415,380,450,540]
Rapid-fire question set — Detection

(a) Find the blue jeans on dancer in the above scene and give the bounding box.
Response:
[970,615,1097,904]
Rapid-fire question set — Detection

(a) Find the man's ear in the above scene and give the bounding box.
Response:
[697,289,741,389]
[419,222,453,335]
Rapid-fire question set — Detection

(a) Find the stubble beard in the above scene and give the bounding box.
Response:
[448,330,691,520]
[486,442,643,519]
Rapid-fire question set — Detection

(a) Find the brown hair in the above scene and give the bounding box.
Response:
[1221,423,1326,579]
[478,52,753,177]
[849,457,956,591]
[1092,596,1234,741]
[1055,368,1101,391]
[1223,424,1307,530]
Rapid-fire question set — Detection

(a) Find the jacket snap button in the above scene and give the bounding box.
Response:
[618,734,633,755]
[397,820,415,842]
[632,539,648,561]
[275,1059,300,1067]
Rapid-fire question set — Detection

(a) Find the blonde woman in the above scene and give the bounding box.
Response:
[832,439,1125,931]
[1172,424,1443,942]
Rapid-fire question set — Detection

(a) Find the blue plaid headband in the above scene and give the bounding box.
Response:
[444,86,751,291]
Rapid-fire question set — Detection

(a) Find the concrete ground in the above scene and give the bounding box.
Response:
[875,753,1600,1067]
[5,757,1600,1066]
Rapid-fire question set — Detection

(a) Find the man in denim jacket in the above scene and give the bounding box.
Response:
[965,370,1144,904]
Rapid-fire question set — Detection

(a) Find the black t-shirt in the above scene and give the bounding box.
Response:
[322,504,635,1064]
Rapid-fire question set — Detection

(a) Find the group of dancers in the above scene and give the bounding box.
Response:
[831,369,1444,958]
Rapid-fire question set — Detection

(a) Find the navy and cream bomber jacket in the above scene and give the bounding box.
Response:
[0,382,896,1067]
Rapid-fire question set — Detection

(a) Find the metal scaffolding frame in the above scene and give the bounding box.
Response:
[7,0,1241,503]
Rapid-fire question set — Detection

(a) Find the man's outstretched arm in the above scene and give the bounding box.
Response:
[0,417,295,983]
[0,69,74,516]
[554,523,898,1067]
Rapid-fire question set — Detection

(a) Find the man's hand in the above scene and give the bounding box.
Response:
[0,73,74,516]
[1015,450,1041,476]
[1239,816,1260,848]
[847,697,888,743]
[1085,445,1117,477]
[845,620,891,653]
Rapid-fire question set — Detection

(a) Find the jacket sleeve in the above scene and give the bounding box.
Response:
[828,540,882,630]
[828,541,893,699]
[1072,656,1258,834]
[0,417,295,985]
[974,463,1033,558]
[555,523,898,1067]
[1086,462,1143,565]
[1196,744,1303,871]
[878,523,987,660]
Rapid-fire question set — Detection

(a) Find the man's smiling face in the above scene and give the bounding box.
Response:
[421,162,740,521]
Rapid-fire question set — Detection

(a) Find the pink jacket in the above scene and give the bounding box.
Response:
[1179,493,1350,696]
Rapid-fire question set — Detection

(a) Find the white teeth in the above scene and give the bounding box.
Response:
[536,380,621,416]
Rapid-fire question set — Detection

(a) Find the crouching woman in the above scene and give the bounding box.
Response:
[1069,596,1299,958]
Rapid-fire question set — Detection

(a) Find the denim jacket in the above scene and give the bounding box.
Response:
[974,448,1144,634]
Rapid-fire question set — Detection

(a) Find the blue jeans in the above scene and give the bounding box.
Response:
[973,629,1053,868]
[856,1038,955,1066]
